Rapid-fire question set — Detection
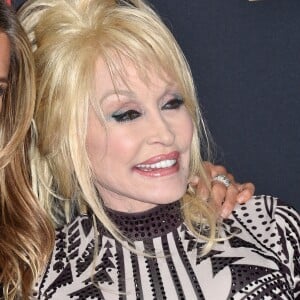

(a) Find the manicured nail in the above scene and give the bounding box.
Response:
[221,208,230,218]
[237,195,245,203]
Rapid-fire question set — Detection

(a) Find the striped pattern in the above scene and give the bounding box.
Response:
[34,196,299,299]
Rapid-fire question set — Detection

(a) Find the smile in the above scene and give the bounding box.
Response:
[133,152,180,177]
[136,159,177,170]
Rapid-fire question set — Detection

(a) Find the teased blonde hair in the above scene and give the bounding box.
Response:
[19,0,218,253]
[0,1,54,299]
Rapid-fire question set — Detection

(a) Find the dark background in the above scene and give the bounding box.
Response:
[14,0,300,211]
[148,0,300,211]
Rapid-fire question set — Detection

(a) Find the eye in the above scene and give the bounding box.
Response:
[111,109,141,122]
[0,85,7,98]
[162,97,184,110]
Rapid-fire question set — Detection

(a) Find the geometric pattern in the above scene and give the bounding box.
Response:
[33,195,299,299]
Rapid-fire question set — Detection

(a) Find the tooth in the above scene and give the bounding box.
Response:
[137,159,176,170]
[161,161,167,168]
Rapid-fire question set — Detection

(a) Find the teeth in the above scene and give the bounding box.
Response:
[137,159,176,170]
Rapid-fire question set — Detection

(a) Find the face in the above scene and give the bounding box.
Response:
[86,57,194,213]
[0,32,10,111]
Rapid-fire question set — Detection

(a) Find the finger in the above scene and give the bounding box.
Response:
[209,164,228,178]
[191,175,210,201]
[202,162,230,180]
[198,183,210,201]
[219,185,239,218]
[236,182,255,203]
[204,162,244,187]
[189,175,200,186]
[210,181,228,209]
[226,173,235,183]
[202,162,213,180]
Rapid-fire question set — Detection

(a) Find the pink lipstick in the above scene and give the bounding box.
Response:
[133,151,180,177]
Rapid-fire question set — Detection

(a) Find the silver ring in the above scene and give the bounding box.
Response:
[212,174,231,188]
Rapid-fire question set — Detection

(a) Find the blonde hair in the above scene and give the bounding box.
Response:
[0,1,54,299]
[19,0,218,253]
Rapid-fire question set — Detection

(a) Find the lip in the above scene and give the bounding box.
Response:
[133,151,180,177]
[136,151,179,165]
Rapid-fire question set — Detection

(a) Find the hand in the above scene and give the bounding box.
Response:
[190,162,255,218]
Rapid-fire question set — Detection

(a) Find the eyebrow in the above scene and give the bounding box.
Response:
[100,84,179,104]
[100,89,134,101]
[0,77,8,84]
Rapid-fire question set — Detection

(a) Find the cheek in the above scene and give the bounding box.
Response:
[86,111,107,163]
[103,128,143,165]
[179,112,194,146]
[86,117,141,169]
[86,134,105,168]
[188,117,194,142]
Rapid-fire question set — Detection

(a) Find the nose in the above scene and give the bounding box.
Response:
[146,112,175,146]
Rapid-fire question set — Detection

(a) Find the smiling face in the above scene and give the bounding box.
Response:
[86,57,194,213]
[0,32,10,111]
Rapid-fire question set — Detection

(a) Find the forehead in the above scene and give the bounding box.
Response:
[94,55,175,96]
[0,32,10,80]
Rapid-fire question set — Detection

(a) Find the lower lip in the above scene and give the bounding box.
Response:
[133,161,180,177]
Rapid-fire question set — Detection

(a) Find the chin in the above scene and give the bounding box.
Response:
[147,188,187,205]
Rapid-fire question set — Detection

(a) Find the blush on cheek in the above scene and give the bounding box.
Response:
[185,115,194,148]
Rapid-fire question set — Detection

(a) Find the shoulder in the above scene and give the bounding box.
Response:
[227,195,300,260]
[229,195,299,286]
[232,195,299,231]
[35,214,95,296]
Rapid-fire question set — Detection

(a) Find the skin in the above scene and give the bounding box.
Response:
[0,33,254,217]
[87,57,255,215]
[0,32,10,111]
[86,57,193,213]
[196,163,255,218]
[0,32,254,217]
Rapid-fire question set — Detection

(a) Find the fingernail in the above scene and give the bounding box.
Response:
[237,196,245,203]
[221,208,230,218]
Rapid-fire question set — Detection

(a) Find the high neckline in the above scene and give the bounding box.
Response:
[104,200,183,241]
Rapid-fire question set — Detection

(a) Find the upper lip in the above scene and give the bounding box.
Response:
[136,151,179,165]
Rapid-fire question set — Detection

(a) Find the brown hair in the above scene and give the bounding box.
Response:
[0,1,54,299]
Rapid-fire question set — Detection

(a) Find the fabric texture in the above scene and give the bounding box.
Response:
[34,195,300,299]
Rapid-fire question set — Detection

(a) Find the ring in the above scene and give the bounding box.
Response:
[212,174,231,188]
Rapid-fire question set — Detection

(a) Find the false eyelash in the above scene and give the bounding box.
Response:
[111,109,141,122]
[162,97,184,110]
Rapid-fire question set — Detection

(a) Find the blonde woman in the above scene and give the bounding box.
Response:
[19,0,299,299]
[0,1,54,299]
[0,2,254,299]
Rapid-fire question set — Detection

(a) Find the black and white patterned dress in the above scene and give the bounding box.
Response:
[34,196,299,299]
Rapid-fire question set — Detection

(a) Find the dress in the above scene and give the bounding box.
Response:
[34,195,299,300]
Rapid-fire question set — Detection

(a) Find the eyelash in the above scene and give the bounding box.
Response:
[162,97,184,110]
[0,85,7,97]
[111,97,184,123]
[112,110,141,122]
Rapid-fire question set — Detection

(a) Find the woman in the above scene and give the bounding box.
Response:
[0,2,54,299]
[0,3,254,299]
[19,0,299,299]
